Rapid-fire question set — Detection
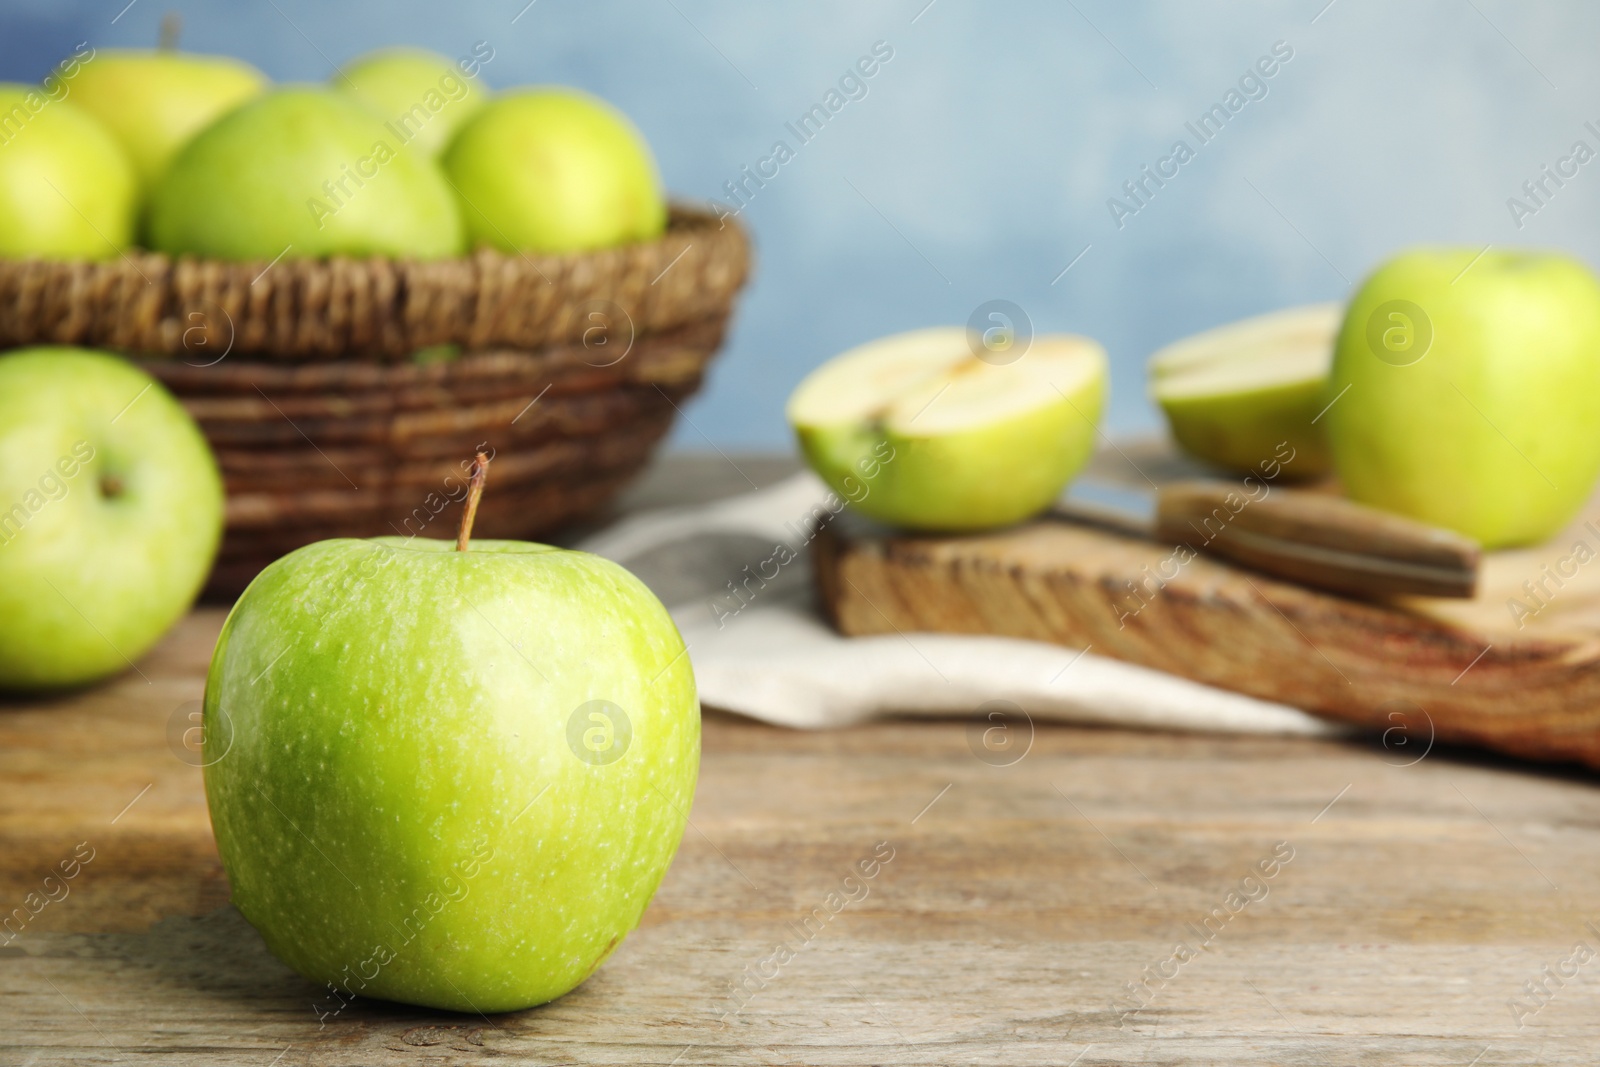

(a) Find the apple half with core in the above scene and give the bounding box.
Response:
[1149,303,1340,479]
[788,327,1107,530]
[202,456,699,1012]
[65,48,267,190]
[0,85,136,260]
[0,347,223,690]
[1325,248,1600,548]
[146,87,464,261]
[442,88,666,254]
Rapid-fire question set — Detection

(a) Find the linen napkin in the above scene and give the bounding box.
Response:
[578,470,1344,737]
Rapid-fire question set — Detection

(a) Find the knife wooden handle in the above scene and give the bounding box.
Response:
[1154,481,1481,599]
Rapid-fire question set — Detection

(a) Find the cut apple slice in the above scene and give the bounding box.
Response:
[787,326,1107,531]
[1148,303,1341,479]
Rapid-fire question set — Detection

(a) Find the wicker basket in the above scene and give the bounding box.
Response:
[0,206,751,595]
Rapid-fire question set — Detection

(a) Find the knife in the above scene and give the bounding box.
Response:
[1057,479,1481,599]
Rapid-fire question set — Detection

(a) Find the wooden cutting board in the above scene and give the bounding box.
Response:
[813,444,1600,770]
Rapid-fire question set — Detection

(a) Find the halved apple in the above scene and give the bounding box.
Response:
[787,327,1107,531]
[1149,303,1341,479]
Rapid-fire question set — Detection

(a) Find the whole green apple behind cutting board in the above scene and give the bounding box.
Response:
[146,87,464,261]
[64,48,267,191]
[1325,248,1600,548]
[0,85,136,260]
[0,348,222,690]
[202,460,699,1013]
[788,326,1107,530]
[443,88,666,254]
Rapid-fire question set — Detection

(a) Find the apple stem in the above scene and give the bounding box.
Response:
[158,11,181,50]
[456,451,490,552]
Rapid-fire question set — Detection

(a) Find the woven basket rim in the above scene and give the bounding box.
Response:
[0,201,733,270]
[0,201,750,361]
[0,199,732,268]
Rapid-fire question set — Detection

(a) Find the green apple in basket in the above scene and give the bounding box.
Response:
[0,85,136,260]
[1149,303,1340,479]
[146,87,464,261]
[0,348,223,690]
[202,458,699,1012]
[442,88,666,254]
[1324,247,1600,548]
[788,327,1108,530]
[334,48,486,157]
[63,47,267,190]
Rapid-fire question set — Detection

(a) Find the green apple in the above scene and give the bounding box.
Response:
[442,89,666,254]
[146,87,464,261]
[788,326,1108,530]
[201,497,699,1012]
[0,347,223,690]
[1150,303,1339,479]
[334,48,484,157]
[0,85,136,260]
[63,48,266,190]
[1326,248,1600,548]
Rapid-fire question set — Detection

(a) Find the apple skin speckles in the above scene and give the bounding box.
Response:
[202,535,698,1013]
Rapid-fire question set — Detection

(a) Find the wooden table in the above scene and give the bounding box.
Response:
[4,455,1599,1066]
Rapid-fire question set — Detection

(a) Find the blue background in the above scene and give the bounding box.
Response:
[6,0,1596,448]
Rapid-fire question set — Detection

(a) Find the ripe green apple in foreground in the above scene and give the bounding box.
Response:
[335,48,484,156]
[0,85,135,260]
[443,88,666,254]
[788,327,1107,530]
[1326,248,1600,548]
[64,48,267,190]
[0,348,222,690]
[146,87,464,261]
[202,485,699,1012]
[1150,303,1340,479]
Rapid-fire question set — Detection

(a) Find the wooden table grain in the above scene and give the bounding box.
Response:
[3,454,1599,1066]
